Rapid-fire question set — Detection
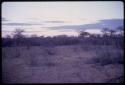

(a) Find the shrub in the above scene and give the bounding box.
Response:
[44,47,55,55]
[87,48,124,65]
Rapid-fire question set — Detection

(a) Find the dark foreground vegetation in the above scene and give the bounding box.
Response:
[2,27,124,83]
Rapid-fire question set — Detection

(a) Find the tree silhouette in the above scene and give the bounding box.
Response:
[13,28,25,39]
[117,26,124,36]
[13,28,25,46]
[79,30,90,38]
[108,29,116,37]
[101,28,109,37]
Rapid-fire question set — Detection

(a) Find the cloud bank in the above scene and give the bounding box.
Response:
[48,19,123,31]
[2,22,42,26]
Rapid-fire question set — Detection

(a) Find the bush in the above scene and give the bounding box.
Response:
[44,47,56,55]
[87,48,124,65]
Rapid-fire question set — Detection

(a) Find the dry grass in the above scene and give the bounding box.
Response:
[2,45,124,83]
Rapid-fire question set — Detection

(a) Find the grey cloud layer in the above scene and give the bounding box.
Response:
[2,18,9,21]
[2,19,65,26]
[2,22,42,26]
[2,19,123,31]
[48,19,123,31]
[44,20,65,23]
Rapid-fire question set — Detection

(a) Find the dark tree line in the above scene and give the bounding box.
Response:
[2,27,124,49]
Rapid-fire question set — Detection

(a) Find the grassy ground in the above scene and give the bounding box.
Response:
[2,45,124,83]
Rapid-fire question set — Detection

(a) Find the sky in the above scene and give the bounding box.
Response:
[2,1,124,37]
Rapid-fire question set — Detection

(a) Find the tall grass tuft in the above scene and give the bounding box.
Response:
[86,46,124,66]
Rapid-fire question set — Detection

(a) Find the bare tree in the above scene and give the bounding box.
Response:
[13,28,25,39]
[13,28,25,46]
[117,26,124,36]
[108,29,116,37]
[101,28,109,37]
[79,30,90,38]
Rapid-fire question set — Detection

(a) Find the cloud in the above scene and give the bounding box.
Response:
[48,19,123,31]
[56,29,74,32]
[44,20,65,23]
[47,23,102,31]
[2,22,42,26]
[2,18,9,21]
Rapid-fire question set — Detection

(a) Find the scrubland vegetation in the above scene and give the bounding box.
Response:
[2,27,124,83]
